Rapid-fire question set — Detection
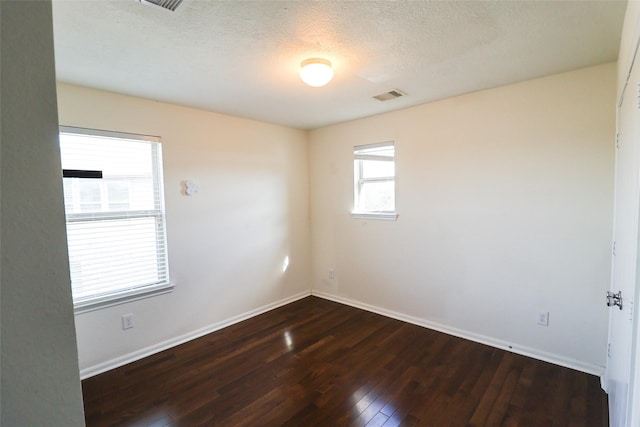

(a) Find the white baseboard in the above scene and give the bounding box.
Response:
[81,289,605,379]
[311,290,605,377]
[80,290,311,379]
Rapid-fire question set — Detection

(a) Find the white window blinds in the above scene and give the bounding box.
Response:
[59,127,171,310]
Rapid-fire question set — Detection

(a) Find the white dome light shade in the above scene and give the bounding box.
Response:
[300,58,334,87]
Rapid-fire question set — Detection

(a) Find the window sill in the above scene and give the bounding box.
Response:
[74,282,175,314]
[350,211,399,221]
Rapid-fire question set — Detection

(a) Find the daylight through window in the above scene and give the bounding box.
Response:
[59,127,171,311]
[353,142,397,218]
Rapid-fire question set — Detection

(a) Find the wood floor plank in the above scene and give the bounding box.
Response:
[81,296,608,426]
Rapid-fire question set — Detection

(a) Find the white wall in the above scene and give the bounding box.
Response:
[309,63,615,373]
[58,62,614,379]
[0,1,85,425]
[57,84,310,374]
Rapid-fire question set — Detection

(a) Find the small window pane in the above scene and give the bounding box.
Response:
[353,142,396,215]
[78,179,102,213]
[107,180,130,211]
[362,159,394,179]
[359,181,395,212]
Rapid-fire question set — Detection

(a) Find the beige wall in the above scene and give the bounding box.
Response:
[309,63,615,373]
[1,1,85,424]
[57,84,311,374]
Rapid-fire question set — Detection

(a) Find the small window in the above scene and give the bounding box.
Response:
[352,142,398,220]
[59,126,172,312]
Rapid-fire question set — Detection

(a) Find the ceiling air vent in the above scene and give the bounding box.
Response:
[373,89,406,102]
[139,0,183,11]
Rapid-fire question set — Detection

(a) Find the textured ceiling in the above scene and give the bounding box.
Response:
[52,0,627,130]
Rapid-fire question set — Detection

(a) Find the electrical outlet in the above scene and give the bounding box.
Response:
[536,311,549,326]
[329,269,335,280]
[122,313,135,330]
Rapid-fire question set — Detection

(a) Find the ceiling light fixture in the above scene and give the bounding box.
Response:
[300,58,334,87]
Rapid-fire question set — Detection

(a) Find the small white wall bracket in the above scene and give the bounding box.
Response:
[184,180,199,196]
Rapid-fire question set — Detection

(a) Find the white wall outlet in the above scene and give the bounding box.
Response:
[536,311,549,326]
[122,313,135,330]
[329,269,335,280]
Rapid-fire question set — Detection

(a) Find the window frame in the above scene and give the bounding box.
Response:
[59,126,173,313]
[351,141,398,221]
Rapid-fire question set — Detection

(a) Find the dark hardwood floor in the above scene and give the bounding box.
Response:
[82,296,608,426]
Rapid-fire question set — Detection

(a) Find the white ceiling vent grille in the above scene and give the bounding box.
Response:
[373,89,406,102]
[139,0,183,11]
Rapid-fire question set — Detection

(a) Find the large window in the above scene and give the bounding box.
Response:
[59,127,171,311]
[352,142,398,220]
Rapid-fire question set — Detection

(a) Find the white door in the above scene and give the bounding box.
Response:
[607,54,640,427]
